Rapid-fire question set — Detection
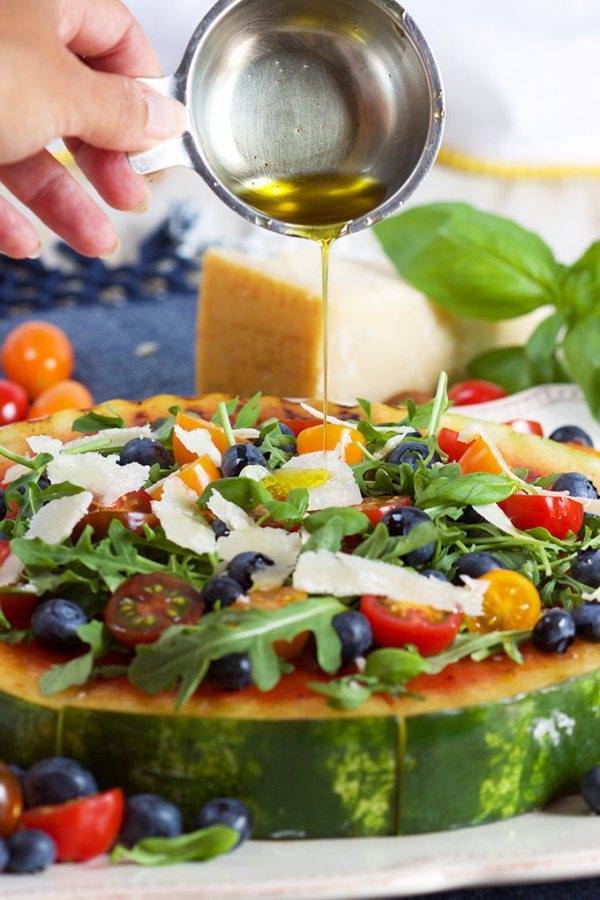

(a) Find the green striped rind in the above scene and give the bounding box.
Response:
[401,666,600,834]
[60,710,400,838]
[2,664,600,837]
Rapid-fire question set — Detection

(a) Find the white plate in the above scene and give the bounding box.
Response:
[4,383,599,900]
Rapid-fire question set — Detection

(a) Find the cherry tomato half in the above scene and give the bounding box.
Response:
[351,495,411,526]
[104,573,205,648]
[504,419,544,437]
[234,587,309,660]
[74,490,158,541]
[499,493,584,540]
[1,322,74,398]
[0,379,28,425]
[0,761,23,838]
[297,423,366,464]
[467,570,541,634]
[360,595,463,656]
[436,427,474,462]
[0,589,39,629]
[173,411,229,464]
[22,788,124,862]
[448,380,508,406]
[28,380,93,419]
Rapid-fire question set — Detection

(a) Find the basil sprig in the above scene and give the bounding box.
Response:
[375,202,600,419]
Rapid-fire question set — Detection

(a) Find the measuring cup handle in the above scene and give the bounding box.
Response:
[129,75,193,175]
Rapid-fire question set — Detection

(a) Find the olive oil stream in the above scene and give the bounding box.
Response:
[236,173,387,461]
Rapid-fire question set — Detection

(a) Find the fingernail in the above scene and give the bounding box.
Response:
[100,239,120,260]
[131,184,152,215]
[145,170,168,185]
[27,244,42,260]
[143,89,187,141]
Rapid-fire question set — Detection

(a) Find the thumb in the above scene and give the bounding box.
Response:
[67,65,187,153]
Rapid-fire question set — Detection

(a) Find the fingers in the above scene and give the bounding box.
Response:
[0,150,118,258]
[0,194,40,259]
[65,140,150,213]
[58,0,162,77]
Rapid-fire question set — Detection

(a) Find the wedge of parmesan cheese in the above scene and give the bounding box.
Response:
[293,550,487,615]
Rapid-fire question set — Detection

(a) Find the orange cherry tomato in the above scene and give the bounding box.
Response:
[467,570,541,634]
[2,321,74,398]
[458,437,505,476]
[437,427,474,462]
[0,761,23,838]
[234,587,309,660]
[176,455,221,495]
[29,380,93,418]
[173,411,229,464]
[297,423,366,464]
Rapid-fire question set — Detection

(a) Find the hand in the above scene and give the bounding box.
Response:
[0,0,186,259]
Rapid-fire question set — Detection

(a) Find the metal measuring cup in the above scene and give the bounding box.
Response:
[130,0,444,237]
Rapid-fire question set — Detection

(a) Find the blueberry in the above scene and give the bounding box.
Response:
[532,609,576,654]
[459,506,485,525]
[36,473,51,491]
[120,794,183,848]
[200,576,244,611]
[421,568,449,582]
[270,424,296,454]
[572,601,600,641]
[549,425,594,448]
[571,549,600,588]
[211,518,230,538]
[277,423,296,440]
[551,472,599,500]
[227,552,274,591]
[23,757,97,808]
[455,551,507,581]
[0,836,8,872]
[582,765,600,813]
[207,653,253,691]
[332,611,373,665]
[380,506,435,567]
[7,830,56,873]
[387,441,441,470]
[221,444,268,478]
[119,438,173,468]
[8,763,25,786]
[31,599,88,652]
[194,798,252,847]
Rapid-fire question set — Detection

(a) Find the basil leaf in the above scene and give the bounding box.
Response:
[303,507,371,536]
[466,346,532,394]
[302,517,346,553]
[416,472,518,508]
[524,312,568,383]
[39,621,112,696]
[375,202,560,320]
[71,406,126,433]
[563,317,600,421]
[262,488,309,527]
[561,240,600,314]
[199,477,271,511]
[111,825,238,866]
[365,645,431,682]
[234,392,262,429]
[352,522,390,559]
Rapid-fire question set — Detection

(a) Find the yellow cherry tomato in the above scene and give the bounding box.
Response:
[296,423,366,464]
[28,380,93,418]
[150,456,220,500]
[458,437,505,476]
[467,569,542,634]
[234,587,309,660]
[172,411,229,464]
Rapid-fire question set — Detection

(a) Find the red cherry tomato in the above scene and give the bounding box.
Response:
[448,380,508,406]
[0,379,28,425]
[28,380,93,419]
[277,418,317,436]
[504,419,544,437]
[22,788,124,862]
[499,493,584,540]
[73,491,158,541]
[351,495,411,526]
[360,595,463,656]
[0,761,23,838]
[0,590,39,629]
[1,322,74,398]
[436,427,474,462]
[104,573,205,648]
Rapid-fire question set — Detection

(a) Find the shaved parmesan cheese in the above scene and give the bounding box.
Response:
[152,477,216,555]
[281,452,361,510]
[249,563,290,591]
[293,551,487,616]
[470,503,533,540]
[173,424,222,466]
[207,492,253,530]
[299,402,358,429]
[0,553,24,587]
[26,491,93,544]
[374,433,416,460]
[3,464,32,484]
[239,465,271,482]
[217,527,301,571]
[47,453,149,506]
[65,425,153,451]
[27,435,63,456]
[232,428,261,441]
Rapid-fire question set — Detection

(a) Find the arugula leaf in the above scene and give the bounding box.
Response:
[262,489,309,527]
[71,406,126,434]
[111,825,238,866]
[352,460,414,497]
[234,392,262,429]
[356,398,373,423]
[211,397,238,423]
[257,424,295,468]
[39,621,112,696]
[303,507,371,537]
[352,522,390,559]
[375,202,561,320]
[302,517,346,553]
[128,596,345,707]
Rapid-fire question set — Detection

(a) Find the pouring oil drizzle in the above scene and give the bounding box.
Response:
[236,172,387,463]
